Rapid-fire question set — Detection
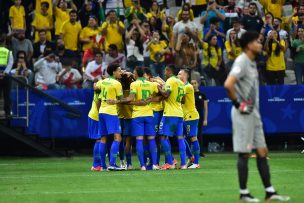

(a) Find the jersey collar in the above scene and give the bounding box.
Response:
[136,77,146,82]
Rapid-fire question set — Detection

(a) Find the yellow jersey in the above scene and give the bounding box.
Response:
[98,77,123,115]
[202,43,222,68]
[163,76,185,118]
[266,40,286,71]
[130,78,158,118]
[9,5,25,30]
[32,12,53,42]
[150,82,163,112]
[149,40,168,63]
[260,0,284,18]
[117,90,133,119]
[182,82,199,121]
[80,27,100,51]
[101,21,125,52]
[88,80,103,121]
[225,41,242,61]
[61,21,82,51]
[54,8,70,35]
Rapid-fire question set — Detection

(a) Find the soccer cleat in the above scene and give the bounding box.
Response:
[180,165,187,170]
[108,165,124,171]
[265,192,290,202]
[127,165,133,170]
[161,163,175,170]
[173,159,178,166]
[186,156,195,167]
[188,164,200,169]
[120,160,127,169]
[152,165,160,170]
[91,166,101,171]
[140,166,146,171]
[240,194,260,202]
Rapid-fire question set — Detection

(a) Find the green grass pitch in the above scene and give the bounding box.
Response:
[0,153,303,203]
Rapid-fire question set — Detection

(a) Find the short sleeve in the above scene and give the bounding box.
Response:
[115,81,123,97]
[130,82,137,95]
[9,7,14,18]
[165,79,173,92]
[101,22,107,29]
[229,58,246,80]
[96,80,103,89]
[79,28,85,40]
[201,92,207,101]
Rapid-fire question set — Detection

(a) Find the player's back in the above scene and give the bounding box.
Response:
[99,77,122,115]
[131,79,157,118]
[88,80,103,120]
[117,90,133,119]
[163,76,185,118]
[182,82,199,121]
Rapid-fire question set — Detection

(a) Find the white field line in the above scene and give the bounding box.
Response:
[0,169,303,180]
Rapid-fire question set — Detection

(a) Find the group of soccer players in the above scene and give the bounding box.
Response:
[87,63,201,171]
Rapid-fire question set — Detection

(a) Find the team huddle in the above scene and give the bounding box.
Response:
[87,63,201,171]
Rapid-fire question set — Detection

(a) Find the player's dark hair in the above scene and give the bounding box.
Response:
[94,51,103,56]
[41,2,50,9]
[143,67,153,78]
[167,64,179,75]
[135,67,144,77]
[107,64,120,76]
[239,31,259,49]
[248,2,257,8]
[108,44,118,51]
[207,34,220,59]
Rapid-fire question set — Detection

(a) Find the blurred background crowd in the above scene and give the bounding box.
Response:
[0,0,303,91]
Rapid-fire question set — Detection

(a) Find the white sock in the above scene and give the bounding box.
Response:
[265,186,275,193]
[240,189,249,194]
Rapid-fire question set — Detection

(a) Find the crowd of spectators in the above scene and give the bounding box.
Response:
[1,0,304,91]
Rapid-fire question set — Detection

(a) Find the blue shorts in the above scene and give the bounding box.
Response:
[159,116,183,137]
[98,114,121,136]
[132,116,156,136]
[183,120,199,137]
[121,119,132,137]
[88,117,100,139]
[153,111,163,134]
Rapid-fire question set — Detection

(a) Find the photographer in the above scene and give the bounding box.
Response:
[10,51,34,85]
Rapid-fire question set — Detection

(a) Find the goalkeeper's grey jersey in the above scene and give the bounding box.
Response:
[229,53,260,113]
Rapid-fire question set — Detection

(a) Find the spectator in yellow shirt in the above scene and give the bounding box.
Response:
[9,0,26,31]
[80,16,100,65]
[146,31,168,79]
[225,30,242,72]
[264,30,286,85]
[145,1,165,20]
[53,0,77,37]
[32,2,53,43]
[101,10,125,52]
[259,0,285,18]
[60,10,82,55]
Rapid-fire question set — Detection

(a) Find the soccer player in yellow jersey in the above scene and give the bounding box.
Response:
[9,0,26,31]
[88,80,103,171]
[158,64,187,170]
[96,64,125,170]
[32,2,53,43]
[123,67,159,170]
[117,74,134,170]
[178,69,201,169]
